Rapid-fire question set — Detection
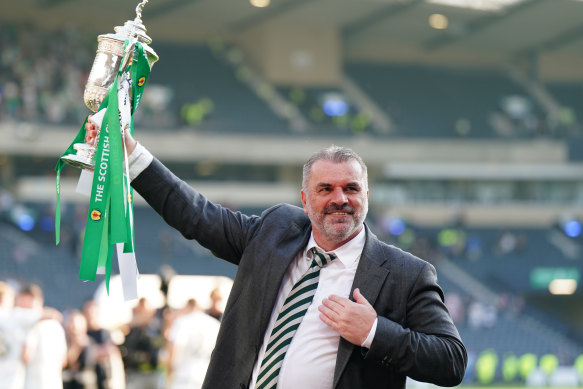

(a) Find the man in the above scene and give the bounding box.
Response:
[22,307,68,389]
[82,299,125,389]
[205,287,224,321]
[85,121,467,388]
[0,284,44,389]
[0,282,14,314]
[166,298,220,389]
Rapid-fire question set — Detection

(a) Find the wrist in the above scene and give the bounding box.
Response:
[125,134,138,156]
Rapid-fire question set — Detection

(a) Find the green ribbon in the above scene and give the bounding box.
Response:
[54,117,88,245]
[55,41,151,292]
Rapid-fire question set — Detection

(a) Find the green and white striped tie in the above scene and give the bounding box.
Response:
[256,247,336,389]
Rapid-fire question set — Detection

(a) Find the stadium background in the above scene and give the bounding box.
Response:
[1,0,583,386]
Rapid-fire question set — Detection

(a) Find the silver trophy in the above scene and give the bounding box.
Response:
[61,0,159,170]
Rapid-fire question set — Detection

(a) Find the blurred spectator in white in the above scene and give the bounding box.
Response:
[63,310,97,389]
[22,291,67,389]
[0,189,15,218]
[0,281,14,314]
[0,282,15,373]
[83,300,125,389]
[468,300,498,329]
[494,231,526,256]
[0,283,43,389]
[2,81,21,120]
[496,231,517,255]
[445,292,466,325]
[166,298,219,389]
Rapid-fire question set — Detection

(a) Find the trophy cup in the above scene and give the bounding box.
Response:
[61,0,159,170]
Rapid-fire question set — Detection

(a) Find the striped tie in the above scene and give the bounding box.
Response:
[256,247,336,389]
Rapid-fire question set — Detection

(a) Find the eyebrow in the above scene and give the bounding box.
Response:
[315,182,362,189]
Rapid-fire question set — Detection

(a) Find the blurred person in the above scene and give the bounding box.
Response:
[22,295,67,389]
[82,300,125,389]
[205,287,224,321]
[495,231,518,255]
[128,298,156,329]
[0,281,15,314]
[84,121,467,388]
[62,310,98,389]
[122,298,161,389]
[444,292,466,325]
[165,298,219,389]
[467,300,497,329]
[0,281,16,387]
[0,284,44,389]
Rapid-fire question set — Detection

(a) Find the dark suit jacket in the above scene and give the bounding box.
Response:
[132,158,467,389]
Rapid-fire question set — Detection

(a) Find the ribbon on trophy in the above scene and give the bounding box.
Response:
[55,40,151,300]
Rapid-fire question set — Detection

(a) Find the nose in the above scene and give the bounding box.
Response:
[330,187,348,204]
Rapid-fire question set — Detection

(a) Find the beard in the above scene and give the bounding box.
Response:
[309,201,368,244]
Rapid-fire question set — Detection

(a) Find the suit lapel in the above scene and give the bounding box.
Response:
[333,227,390,387]
[258,221,312,335]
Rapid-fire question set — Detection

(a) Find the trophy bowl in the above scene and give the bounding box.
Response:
[61,0,158,170]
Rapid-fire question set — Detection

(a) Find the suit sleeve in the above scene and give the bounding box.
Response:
[363,262,467,387]
[131,157,261,264]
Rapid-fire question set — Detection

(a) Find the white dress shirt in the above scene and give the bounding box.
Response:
[249,229,366,389]
[127,142,153,181]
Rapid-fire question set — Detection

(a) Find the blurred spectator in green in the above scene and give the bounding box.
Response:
[475,349,498,385]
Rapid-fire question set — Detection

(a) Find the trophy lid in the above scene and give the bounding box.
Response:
[100,0,154,45]
[113,19,152,45]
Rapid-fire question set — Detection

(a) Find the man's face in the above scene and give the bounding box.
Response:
[301,159,369,250]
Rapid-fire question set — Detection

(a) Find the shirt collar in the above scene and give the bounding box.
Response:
[305,227,366,268]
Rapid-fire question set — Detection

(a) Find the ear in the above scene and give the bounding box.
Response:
[301,190,309,215]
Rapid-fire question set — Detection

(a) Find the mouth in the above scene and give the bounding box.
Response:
[324,205,355,215]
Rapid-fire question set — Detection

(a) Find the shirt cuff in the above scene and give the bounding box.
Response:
[127,142,153,182]
[361,317,378,349]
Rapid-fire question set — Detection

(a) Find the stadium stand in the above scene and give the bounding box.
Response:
[2,16,583,387]
[344,62,552,139]
[145,43,290,134]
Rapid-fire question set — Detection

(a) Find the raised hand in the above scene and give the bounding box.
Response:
[84,114,138,155]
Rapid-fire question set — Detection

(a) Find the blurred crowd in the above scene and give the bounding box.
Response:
[0,280,225,389]
[0,23,175,129]
[0,24,92,125]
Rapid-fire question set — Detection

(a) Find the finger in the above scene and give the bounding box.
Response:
[353,288,372,307]
[319,312,335,329]
[85,130,97,144]
[318,304,338,321]
[322,297,344,310]
[327,294,349,307]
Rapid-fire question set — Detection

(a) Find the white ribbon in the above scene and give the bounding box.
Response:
[116,64,140,302]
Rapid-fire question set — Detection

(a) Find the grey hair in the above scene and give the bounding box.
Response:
[302,145,368,190]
